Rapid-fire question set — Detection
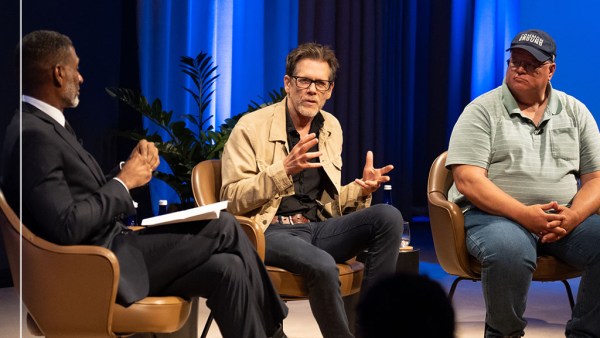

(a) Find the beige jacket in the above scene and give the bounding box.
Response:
[220,98,371,232]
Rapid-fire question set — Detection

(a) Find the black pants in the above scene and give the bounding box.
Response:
[119,212,287,338]
[265,204,402,338]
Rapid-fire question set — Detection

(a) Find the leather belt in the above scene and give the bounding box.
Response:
[271,214,310,225]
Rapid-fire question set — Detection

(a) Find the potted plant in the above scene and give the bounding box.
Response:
[106,51,285,208]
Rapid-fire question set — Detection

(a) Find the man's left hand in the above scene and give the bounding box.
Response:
[540,202,581,243]
[354,151,394,196]
[132,139,160,171]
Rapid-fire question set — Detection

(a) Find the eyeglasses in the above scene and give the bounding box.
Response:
[506,59,550,73]
[290,76,333,91]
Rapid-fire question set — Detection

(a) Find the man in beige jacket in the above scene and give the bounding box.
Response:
[221,43,402,338]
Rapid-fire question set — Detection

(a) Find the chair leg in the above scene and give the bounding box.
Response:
[448,276,471,301]
[560,280,576,310]
[199,312,214,338]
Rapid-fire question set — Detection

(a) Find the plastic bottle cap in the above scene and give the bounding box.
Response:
[159,200,168,206]
[384,185,392,190]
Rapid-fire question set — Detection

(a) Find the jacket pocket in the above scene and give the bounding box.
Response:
[331,156,343,171]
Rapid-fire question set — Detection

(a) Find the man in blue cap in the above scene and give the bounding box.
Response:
[446,29,600,337]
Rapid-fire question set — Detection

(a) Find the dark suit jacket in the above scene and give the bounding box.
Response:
[1,102,148,305]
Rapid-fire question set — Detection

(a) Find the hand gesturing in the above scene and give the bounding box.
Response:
[354,151,394,196]
[284,133,323,176]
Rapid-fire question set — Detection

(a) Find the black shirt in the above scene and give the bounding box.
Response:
[276,108,326,221]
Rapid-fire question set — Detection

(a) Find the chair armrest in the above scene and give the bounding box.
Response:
[427,191,477,278]
[235,216,265,261]
[16,232,119,337]
[26,313,43,336]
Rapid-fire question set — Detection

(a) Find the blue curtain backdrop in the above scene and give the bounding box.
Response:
[136,0,518,217]
[518,0,600,121]
[137,0,298,213]
[298,0,422,215]
[447,0,519,139]
[296,0,518,217]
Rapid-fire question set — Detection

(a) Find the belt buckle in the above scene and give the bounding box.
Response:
[275,215,306,224]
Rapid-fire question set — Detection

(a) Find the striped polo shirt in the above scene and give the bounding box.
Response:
[446,82,600,211]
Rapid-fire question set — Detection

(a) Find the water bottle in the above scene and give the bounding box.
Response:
[383,184,393,205]
[158,199,168,215]
[125,201,138,226]
[382,185,411,249]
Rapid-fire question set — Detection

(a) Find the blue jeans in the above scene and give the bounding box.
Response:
[465,209,600,338]
[264,204,402,338]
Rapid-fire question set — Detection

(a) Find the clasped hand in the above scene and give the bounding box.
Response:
[116,140,160,190]
[526,201,579,243]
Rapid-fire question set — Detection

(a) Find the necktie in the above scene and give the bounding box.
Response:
[64,119,105,182]
[64,120,77,138]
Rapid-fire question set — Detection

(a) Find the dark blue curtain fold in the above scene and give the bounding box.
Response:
[131,0,518,217]
[137,0,298,213]
[298,0,445,218]
[298,0,517,218]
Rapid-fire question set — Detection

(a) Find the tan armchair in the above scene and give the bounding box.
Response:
[427,151,581,307]
[0,189,192,337]
[191,159,364,300]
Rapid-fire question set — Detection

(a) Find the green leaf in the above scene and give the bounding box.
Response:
[106,52,285,207]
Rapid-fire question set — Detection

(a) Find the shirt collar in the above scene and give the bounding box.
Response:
[502,81,561,119]
[284,103,325,135]
[22,95,66,127]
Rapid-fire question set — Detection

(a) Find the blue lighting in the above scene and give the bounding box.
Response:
[137,0,298,212]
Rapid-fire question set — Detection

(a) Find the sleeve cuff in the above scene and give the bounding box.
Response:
[268,161,293,192]
[112,177,129,193]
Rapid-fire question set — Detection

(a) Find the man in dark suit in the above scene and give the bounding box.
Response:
[1,29,287,338]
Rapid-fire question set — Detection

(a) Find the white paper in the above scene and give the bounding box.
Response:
[141,201,229,227]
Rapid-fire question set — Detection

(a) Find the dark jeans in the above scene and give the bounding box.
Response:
[122,212,287,338]
[264,204,402,338]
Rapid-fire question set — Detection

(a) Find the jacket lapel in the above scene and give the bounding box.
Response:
[23,103,106,185]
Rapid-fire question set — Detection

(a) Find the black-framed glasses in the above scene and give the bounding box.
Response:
[290,76,333,91]
[506,58,550,73]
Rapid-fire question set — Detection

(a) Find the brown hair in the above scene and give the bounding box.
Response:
[285,42,339,81]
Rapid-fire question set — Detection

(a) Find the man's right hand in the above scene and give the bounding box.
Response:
[116,151,154,190]
[284,133,323,176]
[517,201,567,239]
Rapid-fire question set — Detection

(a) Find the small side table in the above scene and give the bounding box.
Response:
[355,247,420,274]
[396,246,420,274]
